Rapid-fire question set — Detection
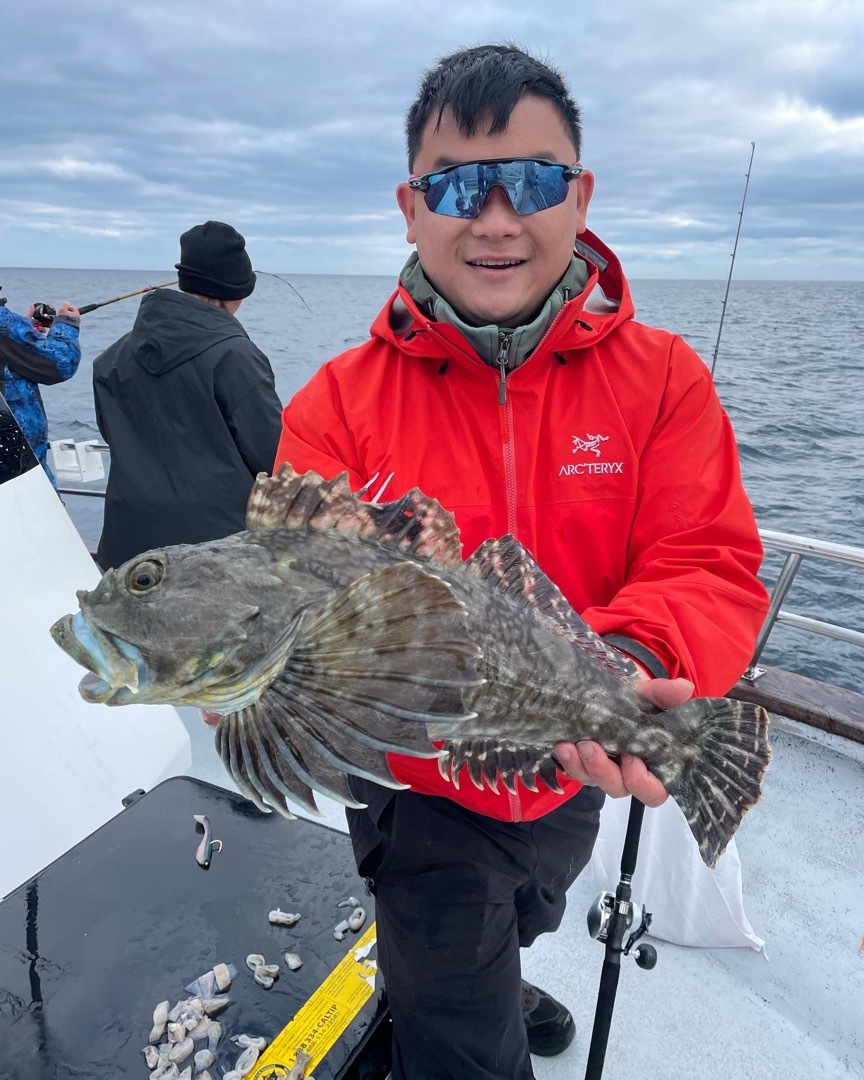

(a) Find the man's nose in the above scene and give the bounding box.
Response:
[471,186,521,234]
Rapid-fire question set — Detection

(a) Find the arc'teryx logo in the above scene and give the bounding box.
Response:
[572,433,609,457]
[560,433,623,477]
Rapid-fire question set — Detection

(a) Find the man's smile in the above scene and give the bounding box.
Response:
[467,258,526,269]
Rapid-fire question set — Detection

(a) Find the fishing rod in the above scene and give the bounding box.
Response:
[584,797,657,1080]
[72,270,311,319]
[77,280,178,316]
[710,142,756,377]
[255,270,312,313]
[0,284,174,329]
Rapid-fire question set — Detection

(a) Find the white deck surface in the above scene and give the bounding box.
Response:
[0,467,191,900]
[176,708,864,1079]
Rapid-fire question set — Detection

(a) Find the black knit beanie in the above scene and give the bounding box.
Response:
[175,221,256,300]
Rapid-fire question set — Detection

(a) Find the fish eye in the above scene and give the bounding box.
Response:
[126,559,164,594]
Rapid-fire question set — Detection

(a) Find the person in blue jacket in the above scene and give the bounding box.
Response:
[0,296,82,484]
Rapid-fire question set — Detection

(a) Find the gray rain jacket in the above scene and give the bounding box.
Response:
[93,288,282,569]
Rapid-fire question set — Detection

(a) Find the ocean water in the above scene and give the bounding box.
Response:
[2,268,862,692]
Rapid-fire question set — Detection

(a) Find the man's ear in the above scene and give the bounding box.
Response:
[574,169,595,235]
[396,182,417,245]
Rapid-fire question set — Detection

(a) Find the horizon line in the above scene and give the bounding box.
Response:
[2,266,864,285]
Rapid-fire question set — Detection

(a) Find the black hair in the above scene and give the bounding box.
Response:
[406,44,582,171]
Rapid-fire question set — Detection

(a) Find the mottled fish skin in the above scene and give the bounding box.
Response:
[51,463,771,868]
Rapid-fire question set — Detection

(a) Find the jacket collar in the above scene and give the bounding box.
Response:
[375,230,634,369]
[399,253,591,371]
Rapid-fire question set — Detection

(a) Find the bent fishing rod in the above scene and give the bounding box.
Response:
[73,269,311,317]
[710,141,756,377]
[255,270,312,313]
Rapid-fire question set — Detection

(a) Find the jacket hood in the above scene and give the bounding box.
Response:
[372,229,635,367]
[129,288,249,375]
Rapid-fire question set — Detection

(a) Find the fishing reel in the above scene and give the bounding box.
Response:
[587,891,657,969]
[32,302,57,328]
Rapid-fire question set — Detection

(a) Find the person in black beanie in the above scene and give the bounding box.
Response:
[92,221,282,569]
[175,220,257,300]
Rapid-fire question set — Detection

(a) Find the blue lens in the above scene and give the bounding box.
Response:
[414,159,580,219]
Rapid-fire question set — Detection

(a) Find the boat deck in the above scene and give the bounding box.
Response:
[176,710,864,1079]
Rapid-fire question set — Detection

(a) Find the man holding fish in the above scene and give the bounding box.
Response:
[274,43,769,1080]
[51,41,771,1080]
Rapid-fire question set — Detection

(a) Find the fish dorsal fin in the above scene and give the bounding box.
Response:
[465,536,639,682]
[246,463,464,567]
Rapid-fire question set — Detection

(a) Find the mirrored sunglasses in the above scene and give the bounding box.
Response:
[408,158,583,219]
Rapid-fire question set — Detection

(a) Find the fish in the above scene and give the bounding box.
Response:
[50,463,771,868]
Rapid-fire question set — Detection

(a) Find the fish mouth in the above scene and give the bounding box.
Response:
[50,613,149,705]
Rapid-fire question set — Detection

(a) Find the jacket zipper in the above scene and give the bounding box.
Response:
[416,324,523,816]
[496,331,512,405]
[496,332,519,540]
[407,306,593,822]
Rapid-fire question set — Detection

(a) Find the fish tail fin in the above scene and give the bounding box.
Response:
[651,698,771,868]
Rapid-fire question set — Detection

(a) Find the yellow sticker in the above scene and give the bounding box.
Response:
[250,922,379,1079]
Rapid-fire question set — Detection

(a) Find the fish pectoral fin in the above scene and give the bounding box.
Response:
[286,560,482,725]
[216,562,482,817]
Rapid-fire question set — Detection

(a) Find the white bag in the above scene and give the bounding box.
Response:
[583,796,765,951]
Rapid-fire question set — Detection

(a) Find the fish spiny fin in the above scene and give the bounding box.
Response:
[438,739,565,796]
[650,699,771,868]
[246,463,464,567]
[465,536,639,682]
[215,561,483,817]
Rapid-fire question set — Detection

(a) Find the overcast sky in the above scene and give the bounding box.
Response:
[1,0,862,280]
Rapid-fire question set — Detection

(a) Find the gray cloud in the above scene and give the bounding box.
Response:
[1,0,861,278]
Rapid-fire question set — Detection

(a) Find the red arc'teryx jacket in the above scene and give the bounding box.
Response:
[275,231,769,822]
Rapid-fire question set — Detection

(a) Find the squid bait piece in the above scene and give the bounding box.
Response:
[269,908,301,926]
[348,907,366,931]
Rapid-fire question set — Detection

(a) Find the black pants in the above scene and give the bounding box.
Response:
[347,783,604,1080]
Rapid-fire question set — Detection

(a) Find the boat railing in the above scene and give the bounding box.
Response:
[57,486,109,499]
[53,440,110,492]
[746,529,864,681]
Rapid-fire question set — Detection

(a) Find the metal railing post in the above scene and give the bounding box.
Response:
[745,551,803,678]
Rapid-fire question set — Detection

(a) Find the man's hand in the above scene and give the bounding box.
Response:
[552,677,695,806]
[57,302,81,320]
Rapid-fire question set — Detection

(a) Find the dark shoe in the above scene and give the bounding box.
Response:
[521,979,576,1056]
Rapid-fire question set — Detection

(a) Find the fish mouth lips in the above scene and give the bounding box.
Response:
[50,613,147,704]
